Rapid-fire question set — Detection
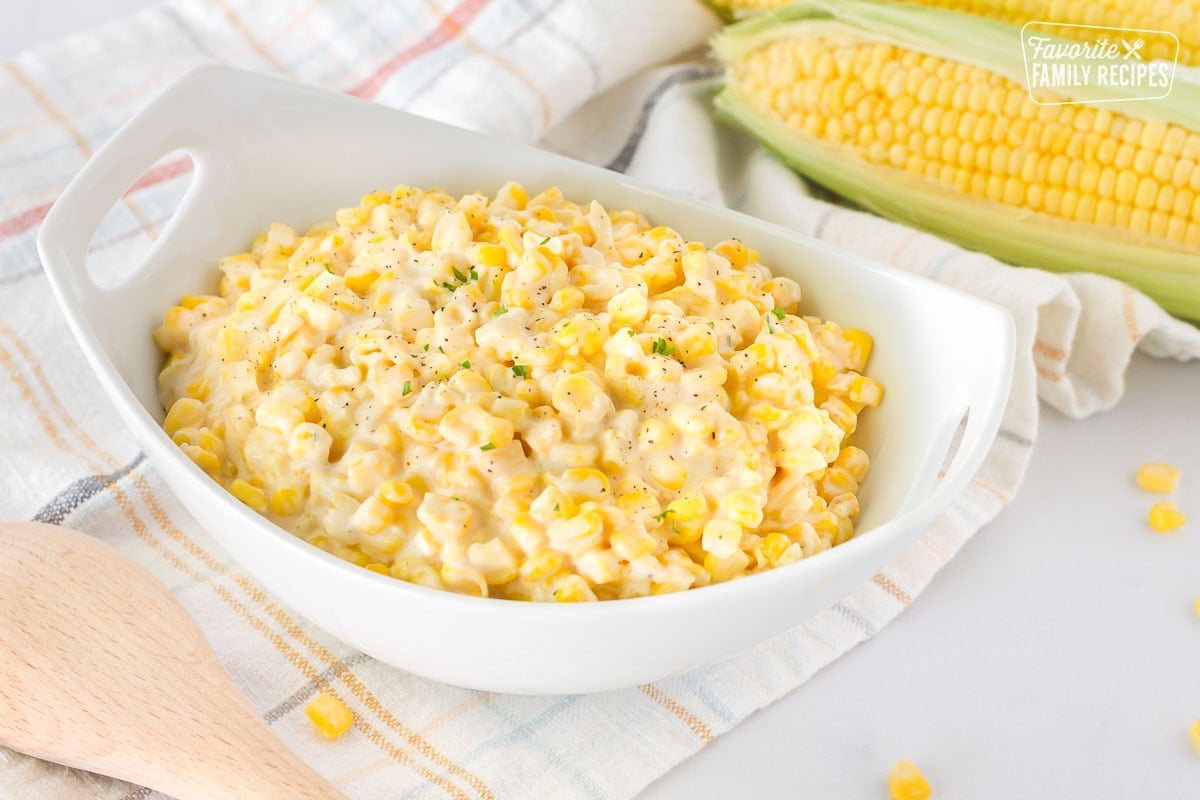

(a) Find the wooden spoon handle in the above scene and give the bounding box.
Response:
[0,523,347,799]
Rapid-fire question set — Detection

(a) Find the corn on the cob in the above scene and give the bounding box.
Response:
[705,0,1199,66]
[713,1,1200,319]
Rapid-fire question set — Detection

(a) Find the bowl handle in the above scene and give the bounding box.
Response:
[910,306,1017,519]
[37,66,233,310]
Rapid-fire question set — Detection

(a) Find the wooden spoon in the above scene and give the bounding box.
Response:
[0,522,348,800]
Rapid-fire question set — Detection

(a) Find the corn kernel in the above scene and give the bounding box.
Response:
[617,489,659,517]
[702,518,744,559]
[335,206,369,227]
[609,287,649,326]
[229,479,268,513]
[760,531,793,564]
[521,550,565,582]
[778,447,828,474]
[163,397,204,436]
[843,328,873,371]
[834,446,871,483]
[1149,501,1187,533]
[552,373,601,416]
[270,488,304,517]
[810,359,836,389]
[714,239,751,268]
[477,243,508,267]
[178,294,214,310]
[648,456,688,491]
[217,326,244,362]
[663,517,701,544]
[702,548,751,582]
[748,403,790,430]
[553,573,596,602]
[1191,719,1200,755]
[549,287,586,314]
[305,692,353,740]
[547,509,605,553]
[180,444,220,473]
[887,759,931,800]
[379,479,415,506]
[638,418,674,451]
[675,326,718,360]
[354,496,393,534]
[559,467,612,499]
[721,489,764,528]
[1136,462,1181,494]
[847,375,884,406]
[666,492,708,522]
[344,266,380,295]
[611,526,659,560]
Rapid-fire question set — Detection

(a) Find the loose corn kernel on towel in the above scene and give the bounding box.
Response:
[2,1,1199,798]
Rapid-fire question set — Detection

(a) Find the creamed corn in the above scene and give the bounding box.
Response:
[155,182,882,601]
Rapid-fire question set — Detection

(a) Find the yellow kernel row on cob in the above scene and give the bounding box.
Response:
[713,1,1200,319]
[703,0,1199,66]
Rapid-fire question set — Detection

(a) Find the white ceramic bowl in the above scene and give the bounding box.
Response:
[38,66,1014,694]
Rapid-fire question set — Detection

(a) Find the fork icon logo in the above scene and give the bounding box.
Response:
[1121,37,1145,60]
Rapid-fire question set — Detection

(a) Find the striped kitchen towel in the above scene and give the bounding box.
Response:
[2,1,1199,798]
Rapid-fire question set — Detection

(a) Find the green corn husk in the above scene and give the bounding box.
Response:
[713,0,1200,320]
[698,0,737,24]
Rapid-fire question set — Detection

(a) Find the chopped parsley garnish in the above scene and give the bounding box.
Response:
[626,329,636,337]
[440,264,479,292]
[323,263,333,273]
[480,442,496,451]
[402,381,412,396]
[460,360,471,370]
[651,337,675,356]
[494,306,509,316]
[654,509,674,522]
[438,346,445,354]
[423,343,430,351]
[540,236,551,245]
[511,364,530,378]
[771,307,786,320]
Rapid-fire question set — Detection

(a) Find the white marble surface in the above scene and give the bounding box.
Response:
[7,4,1200,798]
